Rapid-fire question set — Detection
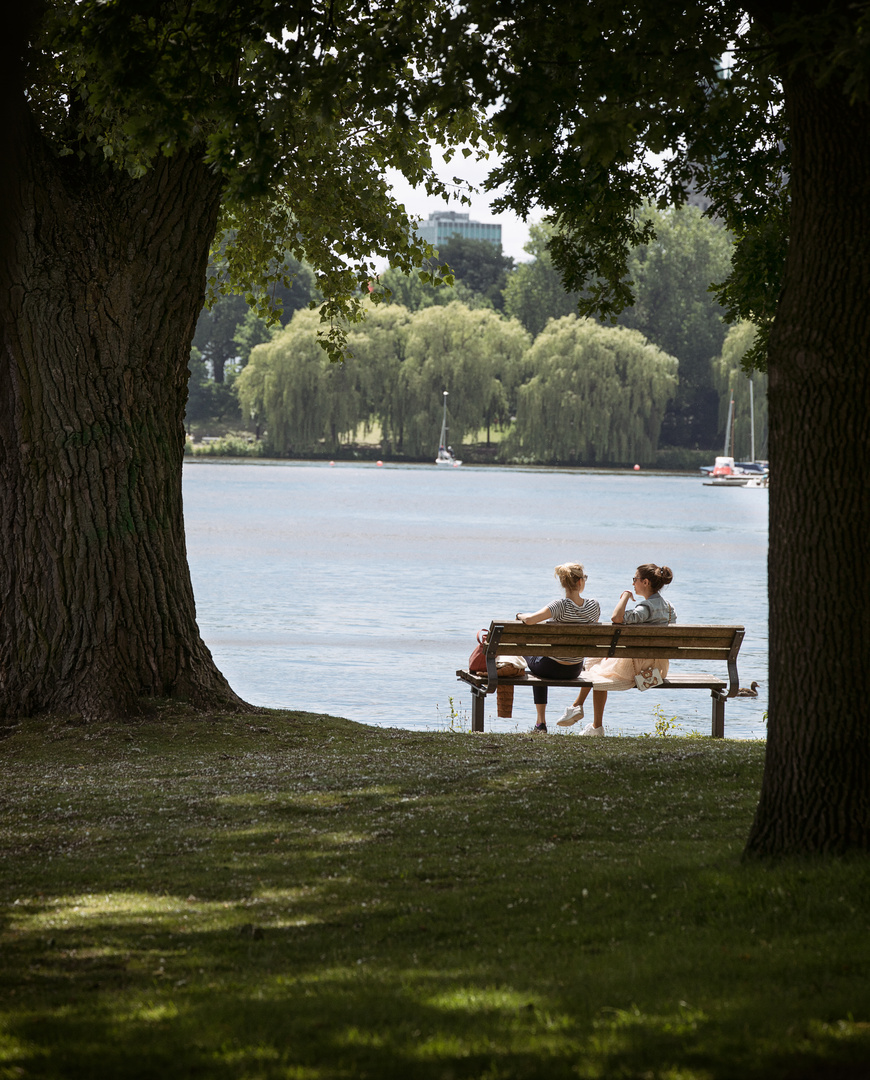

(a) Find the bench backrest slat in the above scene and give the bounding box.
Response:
[486,621,743,662]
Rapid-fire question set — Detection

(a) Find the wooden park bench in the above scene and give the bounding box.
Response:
[456,621,746,737]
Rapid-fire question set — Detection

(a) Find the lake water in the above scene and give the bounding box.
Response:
[183,461,769,739]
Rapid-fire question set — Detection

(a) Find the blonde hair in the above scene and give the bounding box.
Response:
[555,563,587,590]
[636,563,673,593]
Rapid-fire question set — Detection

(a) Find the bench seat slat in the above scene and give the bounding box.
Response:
[457,670,726,691]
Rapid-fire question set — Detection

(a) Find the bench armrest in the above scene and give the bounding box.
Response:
[725,627,745,697]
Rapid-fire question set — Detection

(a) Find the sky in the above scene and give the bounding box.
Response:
[385,146,540,265]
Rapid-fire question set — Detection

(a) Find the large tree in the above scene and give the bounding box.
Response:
[401,301,528,452]
[236,308,368,454]
[0,0,481,721]
[442,0,870,856]
[503,222,583,338]
[505,211,733,449]
[506,317,677,465]
[619,204,732,449]
[428,236,515,311]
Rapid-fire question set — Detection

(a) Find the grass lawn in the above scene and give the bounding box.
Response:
[1,709,868,1079]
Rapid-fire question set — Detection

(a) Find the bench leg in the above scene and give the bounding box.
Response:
[711,690,725,739]
[471,689,486,733]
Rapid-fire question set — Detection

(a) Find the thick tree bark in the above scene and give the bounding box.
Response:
[0,116,247,720]
[744,71,870,856]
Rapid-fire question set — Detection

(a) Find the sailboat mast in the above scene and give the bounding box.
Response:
[439,391,448,449]
[749,376,756,462]
[723,392,734,457]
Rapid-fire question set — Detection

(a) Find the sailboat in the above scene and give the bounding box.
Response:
[435,390,462,466]
[742,376,769,486]
[702,384,769,487]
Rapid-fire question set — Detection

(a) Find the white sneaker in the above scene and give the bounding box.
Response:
[556,704,585,727]
[579,722,604,737]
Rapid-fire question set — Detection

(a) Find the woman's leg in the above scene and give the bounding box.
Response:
[532,686,548,729]
[572,685,592,708]
[527,657,549,728]
[592,689,607,728]
[527,656,581,729]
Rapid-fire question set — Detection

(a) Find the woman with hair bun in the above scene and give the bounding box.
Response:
[556,563,676,736]
[515,563,600,733]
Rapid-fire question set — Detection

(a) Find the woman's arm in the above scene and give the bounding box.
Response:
[516,605,552,625]
[610,591,634,624]
[622,598,655,624]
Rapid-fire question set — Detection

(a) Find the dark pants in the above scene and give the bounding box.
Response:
[525,656,583,704]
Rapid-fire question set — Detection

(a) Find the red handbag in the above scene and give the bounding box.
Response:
[468,629,489,672]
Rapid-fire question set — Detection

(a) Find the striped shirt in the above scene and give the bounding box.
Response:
[546,596,601,664]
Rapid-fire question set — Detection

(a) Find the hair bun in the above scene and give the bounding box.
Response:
[636,562,673,591]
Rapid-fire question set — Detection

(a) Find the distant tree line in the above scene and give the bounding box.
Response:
[234,301,678,463]
[187,204,766,462]
[236,303,529,457]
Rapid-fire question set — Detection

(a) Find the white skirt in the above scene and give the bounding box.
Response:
[583,656,670,691]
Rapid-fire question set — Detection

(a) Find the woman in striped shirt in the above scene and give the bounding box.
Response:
[515,563,601,733]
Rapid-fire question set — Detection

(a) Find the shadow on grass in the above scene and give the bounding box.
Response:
[6,916,870,1080]
[1,714,869,1079]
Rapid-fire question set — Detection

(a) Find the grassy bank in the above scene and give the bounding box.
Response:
[1,710,868,1079]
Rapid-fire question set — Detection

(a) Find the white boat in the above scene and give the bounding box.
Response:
[435,391,462,466]
[703,456,753,486]
[703,456,769,486]
[702,388,768,487]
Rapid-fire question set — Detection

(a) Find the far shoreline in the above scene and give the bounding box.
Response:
[182,455,713,476]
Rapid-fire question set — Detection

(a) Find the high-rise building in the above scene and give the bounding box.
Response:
[416,211,502,250]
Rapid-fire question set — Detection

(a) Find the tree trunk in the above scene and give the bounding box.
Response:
[212,353,227,386]
[0,117,247,720]
[744,71,870,856]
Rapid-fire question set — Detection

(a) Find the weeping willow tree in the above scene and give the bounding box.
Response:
[506,317,678,465]
[237,310,365,454]
[714,322,769,461]
[398,302,530,457]
[342,304,414,455]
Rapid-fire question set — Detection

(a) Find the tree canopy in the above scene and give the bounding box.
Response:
[426,236,515,311]
[502,223,583,338]
[237,301,530,456]
[620,204,732,448]
[442,0,788,357]
[508,319,677,465]
[30,0,491,352]
[503,210,733,448]
[375,265,481,313]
